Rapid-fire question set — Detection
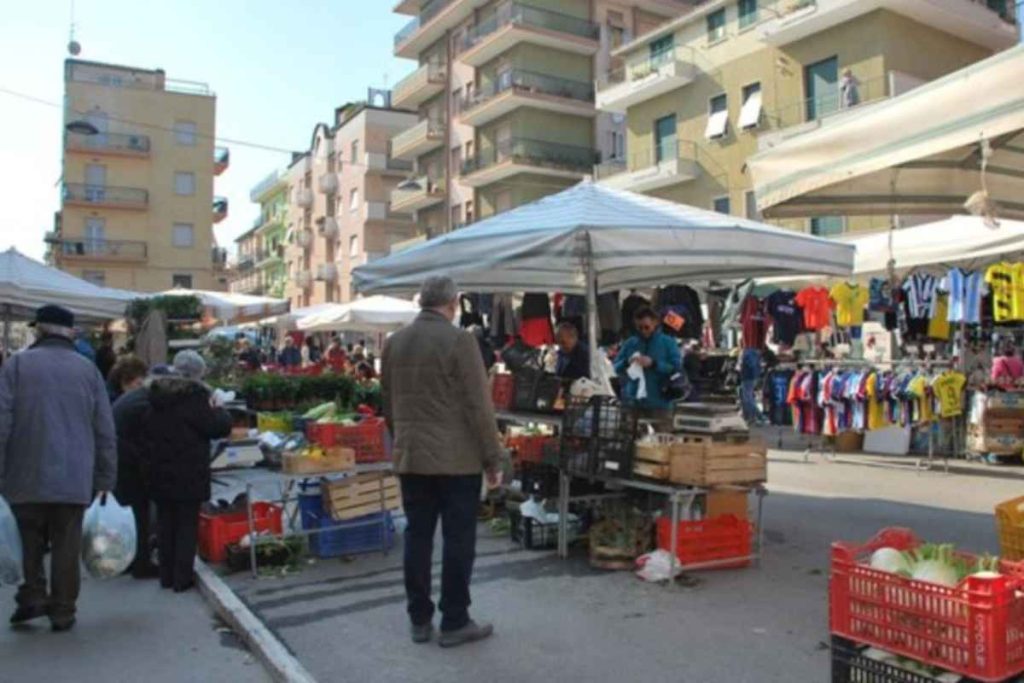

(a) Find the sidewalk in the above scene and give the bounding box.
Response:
[1,572,269,683]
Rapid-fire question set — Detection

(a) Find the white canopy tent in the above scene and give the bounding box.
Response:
[158,288,288,323]
[296,296,419,333]
[749,45,1024,221]
[258,303,336,333]
[353,182,855,380]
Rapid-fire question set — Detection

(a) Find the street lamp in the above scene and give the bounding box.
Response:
[65,120,99,135]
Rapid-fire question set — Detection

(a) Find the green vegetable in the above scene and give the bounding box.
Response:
[303,402,336,420]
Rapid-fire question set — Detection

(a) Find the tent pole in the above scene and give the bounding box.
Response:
[583,234,610,393]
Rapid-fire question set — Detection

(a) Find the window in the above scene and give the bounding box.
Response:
[738,0,759,30]
[649,35,674,67]
[745,191,760,220]
[465,200,474,224]
[705,94,729,139]
[349,235,359,257]
[351,140,360,164]
[174,172,196,196]
[739,82,763,129]
[451,146,463,176]
[805,56,839,121]
[82,270,105,286]
[810,216,845,236]
[349,188,360,212]
[713,195,731,215]
[84,217,106,253]
[610,130,624,160]
[451,205,463,228]
[172,222,194,248]
[174,121,197,146]
[465,140,474,160]
[452,87,463,115]
[172,274,193,289]
[707,8,726,43]
[654,115,677,163]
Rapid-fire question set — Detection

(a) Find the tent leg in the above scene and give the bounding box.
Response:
[583,236,611,394]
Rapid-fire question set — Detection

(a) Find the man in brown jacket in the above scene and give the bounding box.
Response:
[382,276,502,648]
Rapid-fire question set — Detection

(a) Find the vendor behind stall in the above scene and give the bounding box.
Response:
[614,307,682,412]
[554,322,589,381]
[992,342,1024,386]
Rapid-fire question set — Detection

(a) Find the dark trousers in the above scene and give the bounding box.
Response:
[155,500,200,590]
[399,474,481,632]
[129,498,155,574]
[11,503,85,620]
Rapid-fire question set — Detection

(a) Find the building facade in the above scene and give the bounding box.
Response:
[390,0,698,235]
[48,58,230,291]
[232,169,289,298]
[594,0,1017,235]
[283,102,420,309]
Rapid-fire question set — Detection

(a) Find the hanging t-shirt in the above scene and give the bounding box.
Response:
[907,375,933,424]
[864,372,887,431]
[830,282,869,327]
[985,263,1016,322]
[932,371,966,418]
[1014,263,1024,321]
[927,294,951,341]
[869,278,894,311]
[943,268,984,324]
[764,290,803,346]
[740,296,767,350]
[794,286,832,331]
[902,273,937,320]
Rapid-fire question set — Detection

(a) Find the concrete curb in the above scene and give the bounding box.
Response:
[195,560,318,683]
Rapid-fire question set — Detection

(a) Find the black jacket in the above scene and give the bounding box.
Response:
[112,386,152,505]
[142,377,233,502]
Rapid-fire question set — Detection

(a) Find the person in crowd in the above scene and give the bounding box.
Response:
[95,331,117,380]
[554,322,589,381]
[0,305,116,631]
[325,336,348,372]
[237,338,262,371]
[614,307,682,414]
[351,344,367,364]
[382,276,501,648]
[107,355,148,403]
[355,361,377,386]
[305,337,322,365]
[992,342,1024,386]
[739,347,765,425]
[681,340,702,402]
[73,329,95,362]
[277,336,301,368]
[142,351,232,592]
[468,325,496,371]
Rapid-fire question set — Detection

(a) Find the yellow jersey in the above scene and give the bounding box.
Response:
[986,263,1016,322]
[865,372,888,431]
[829,282,869,327]
[928,294,950,340]
[932,371,966,418]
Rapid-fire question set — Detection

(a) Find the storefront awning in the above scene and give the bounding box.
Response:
[749,45,1024,220]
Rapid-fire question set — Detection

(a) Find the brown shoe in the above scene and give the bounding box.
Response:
[438,620,493,648]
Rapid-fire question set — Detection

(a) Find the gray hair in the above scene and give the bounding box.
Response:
[35,323,74,339]
[172,350,207,380]
[418,276,458,309]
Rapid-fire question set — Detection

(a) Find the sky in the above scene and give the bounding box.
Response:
[0,0,413,261]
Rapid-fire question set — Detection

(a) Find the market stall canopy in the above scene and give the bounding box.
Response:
[296,296,419,333]
[258,303,336,331]
[158,288,288,323]
[0,247,137,321]
[749,45,1024,220]
[352,181,855,296]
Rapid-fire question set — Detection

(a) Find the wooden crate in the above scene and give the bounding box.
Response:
[633,460,670,480]
[706,490,749,521]
[634,435,676,464]
[669,436,766,487]
[282,447,355,475]
[324,473,401,521]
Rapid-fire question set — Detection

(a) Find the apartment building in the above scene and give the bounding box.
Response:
[48,58,230,291]
[390,0,698,235]
[594,0,1018,235]
[232,169,289,298]
[283,101,420,309]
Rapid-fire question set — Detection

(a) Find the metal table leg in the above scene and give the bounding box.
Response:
[668,491,680,582]
[755,487,766,567]
[246,483,258,579]
[557,471,570,559]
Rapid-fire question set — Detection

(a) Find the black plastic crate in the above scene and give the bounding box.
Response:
[831,636,995,683]
[512,369,563,413]
[518,461,608,499]
[508,508,582,551]
[560,396,639,477]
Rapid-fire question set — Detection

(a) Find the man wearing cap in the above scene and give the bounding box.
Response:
[0,305,116,631]
[382,276,503,648]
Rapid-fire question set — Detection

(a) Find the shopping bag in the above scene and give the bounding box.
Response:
[0,494,23,586]
[81,493,137,579]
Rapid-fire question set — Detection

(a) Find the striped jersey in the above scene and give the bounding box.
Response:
[942,268,984,324]
[902,273,937,320]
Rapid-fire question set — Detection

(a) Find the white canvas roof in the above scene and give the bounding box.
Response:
[296,296,419,333]
[158,288,289,323]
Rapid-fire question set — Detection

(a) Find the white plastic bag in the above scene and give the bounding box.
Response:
[0,494,23,586]
[81,493,137,579]
[635,549,683,583]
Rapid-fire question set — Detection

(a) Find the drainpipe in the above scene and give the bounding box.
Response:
[445,29,454,234]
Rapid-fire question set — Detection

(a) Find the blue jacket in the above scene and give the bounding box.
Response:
[614,330,682,410]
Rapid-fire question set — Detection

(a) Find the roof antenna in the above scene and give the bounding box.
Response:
[67,0,81,55]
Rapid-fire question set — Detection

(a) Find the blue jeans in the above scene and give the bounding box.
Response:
[740,379,762,423]
[399,474,481,632]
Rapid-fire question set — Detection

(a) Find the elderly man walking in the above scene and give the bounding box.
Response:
[382,276,502,648]
[0,305,116,631]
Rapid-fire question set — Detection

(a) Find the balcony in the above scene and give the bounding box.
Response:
[461,137,598,187]
[294,187,314,208]
[595,141,701,193]
[213,196,228,224]
[317,216,340,238]
[65,131,151,157]
[364,201,414,222]
[758,0,1018,50]
[394,0,481,59]
[318,173,338,194]
[214,146,230,176]
[316,263,338,283]
[212,247,228,269]
[295,270,313,289]
[391,117,445,161]
[63,183,148,210]
[596,46,697,114]
[250,168,287,202]
[761,72,894,144]
[297,228,313,249]
[55,238,148,263]
[392,61,447,110]
[256,244,285,267]
[364,152,414,175]
[237,254,256,271]
[459,3,600,66]
[391,176,446,213]
[460,69,595,127]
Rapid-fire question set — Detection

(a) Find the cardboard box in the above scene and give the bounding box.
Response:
[706,491,749,521]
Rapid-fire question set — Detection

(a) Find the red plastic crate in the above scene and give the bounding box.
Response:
[830,527,1024,682]
[508,434,558,464]
[492,374,514,411]
[198,502,283,564]
[308,418,390,463]
[656,514,753,569]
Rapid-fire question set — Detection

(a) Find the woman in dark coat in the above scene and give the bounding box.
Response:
[113,368,158,579]
[142,351,232,592]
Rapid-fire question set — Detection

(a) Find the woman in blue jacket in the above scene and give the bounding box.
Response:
[614,307,682,411]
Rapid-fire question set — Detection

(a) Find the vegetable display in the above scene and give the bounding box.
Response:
[869,542,1002,587]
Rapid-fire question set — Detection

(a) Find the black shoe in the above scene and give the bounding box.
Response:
[10,606,47,625]
[438,620,493,648]
[172,581,195,593]
[50,617,76,633]
[411,622,433,644]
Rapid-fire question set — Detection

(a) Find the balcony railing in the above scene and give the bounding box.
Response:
[394,0,457,47]
[57,239,147,261]
[766,73,889,130]
[391,116,446,155]
[462,137,598,176]
[214,146,230,175]
[212,247,228,267]
[392,176,446,206]
[213,197,228,223]
[63,183,148,208]
[463,69,594,111]
[460,2,600,53]
[65,131,151,155]
[599,45,695,90]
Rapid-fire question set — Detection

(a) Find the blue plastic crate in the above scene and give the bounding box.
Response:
[308,510,394,559]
